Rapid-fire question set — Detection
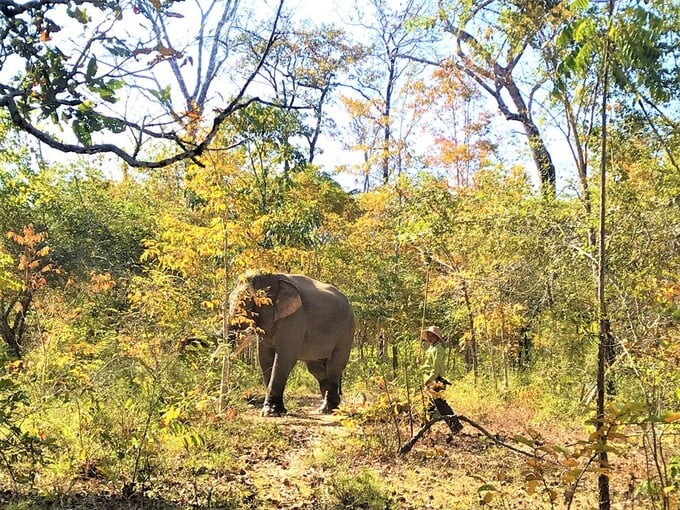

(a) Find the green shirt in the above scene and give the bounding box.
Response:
[421,342,446,385]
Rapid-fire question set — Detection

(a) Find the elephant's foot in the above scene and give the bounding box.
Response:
[319,390,340,414]
[319,404,336,414]
[261,399,287,417]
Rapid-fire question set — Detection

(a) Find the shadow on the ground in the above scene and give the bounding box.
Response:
[243,393,344,426]
[244,394,324,408]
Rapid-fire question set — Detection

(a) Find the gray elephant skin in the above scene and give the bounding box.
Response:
[229,272,355,417]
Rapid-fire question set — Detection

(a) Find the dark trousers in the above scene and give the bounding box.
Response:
[428,397,463,434]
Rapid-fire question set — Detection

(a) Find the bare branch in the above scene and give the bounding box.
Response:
[399,413,535,457]
[0,0,285,168]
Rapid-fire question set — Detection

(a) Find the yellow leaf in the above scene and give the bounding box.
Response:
[563,471,577,484]
[157,45,177,57]
[162,406,181,426]
[340,418,357,429]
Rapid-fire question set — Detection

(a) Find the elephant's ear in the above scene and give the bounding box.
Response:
[274,280,302,322]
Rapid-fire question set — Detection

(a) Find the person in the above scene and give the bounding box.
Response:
[420,325,463,434]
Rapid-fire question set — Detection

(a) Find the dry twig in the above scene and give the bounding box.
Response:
[399,414,535,457]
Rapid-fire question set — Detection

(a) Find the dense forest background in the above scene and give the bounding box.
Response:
[0,0,679,508]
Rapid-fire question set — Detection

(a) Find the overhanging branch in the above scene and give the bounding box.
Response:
[0,0,285,169]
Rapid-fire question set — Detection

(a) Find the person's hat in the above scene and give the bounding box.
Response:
[421,325,443,342]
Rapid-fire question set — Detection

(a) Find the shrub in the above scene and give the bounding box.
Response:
[325,467,392,509]
[0,361,49,488]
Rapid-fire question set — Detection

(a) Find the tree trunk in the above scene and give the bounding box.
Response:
[441,20,557,193]
[307,84,330,164]
[461,279,478,382]
[1,292,32,359]
[503,77,556,191]
[501,309,509,391]
[382,57,396,184]
[0,319,21,358]
[219,215,231,415]
[596,4,614,507]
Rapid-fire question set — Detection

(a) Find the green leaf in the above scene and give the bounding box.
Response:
[106,43,131,57]
[86,56,98,79]
[72,119,92,146]
[513,435,536,447]
[150,86,172,105]
[573,17,595,43]
[102,117,126,133]
[98,86,118,103]
[69,7,90,24]
[570,0,589,11]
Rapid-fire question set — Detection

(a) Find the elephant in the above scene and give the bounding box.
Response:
[228,272,355,417]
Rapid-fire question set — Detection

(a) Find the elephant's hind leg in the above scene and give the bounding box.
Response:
[320,343,352,414]
[305,359,329,398]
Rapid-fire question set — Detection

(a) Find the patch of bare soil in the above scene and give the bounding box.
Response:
[238,394,652,509]
[238,395,518,509]
[240,396,350,508]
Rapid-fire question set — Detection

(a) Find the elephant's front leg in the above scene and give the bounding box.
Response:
[262,351,297,417]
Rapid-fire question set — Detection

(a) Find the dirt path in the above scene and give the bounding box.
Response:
[237,394,496,509]
[240,395,352,508]
[228,392,633,509]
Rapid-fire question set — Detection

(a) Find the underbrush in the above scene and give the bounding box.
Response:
[323,467,392,509]
[334,365,680,509]
[1,347,678,509]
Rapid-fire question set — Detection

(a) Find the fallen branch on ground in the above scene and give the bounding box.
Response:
[398,414,536,457]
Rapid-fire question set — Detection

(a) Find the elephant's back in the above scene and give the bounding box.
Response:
[279,274,354,361]
[284,274,351,308]
[282,274,354,325]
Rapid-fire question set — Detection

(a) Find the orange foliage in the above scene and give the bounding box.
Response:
[7,225,59,292]
[90,272,117,293]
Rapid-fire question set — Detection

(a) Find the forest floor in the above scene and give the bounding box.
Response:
[0,391,661,509]
[211,390,657,509]
[233,395,515,509]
